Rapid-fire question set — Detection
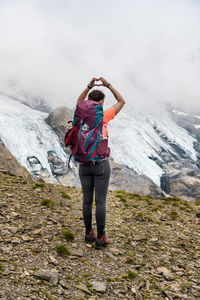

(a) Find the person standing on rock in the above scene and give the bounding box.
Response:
[76,77,125,249]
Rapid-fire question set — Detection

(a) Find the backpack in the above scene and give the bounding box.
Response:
[64,100,110,166]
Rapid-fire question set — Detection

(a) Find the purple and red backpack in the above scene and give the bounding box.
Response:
[64,100,110,165]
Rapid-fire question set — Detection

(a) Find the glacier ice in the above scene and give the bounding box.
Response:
[0,94,197,186]
[0,95,68,175]
[108,105,196,185]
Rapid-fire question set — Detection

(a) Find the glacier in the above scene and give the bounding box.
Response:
[0,94,68,175]
[108,106,197,185]
[0,93,197,186]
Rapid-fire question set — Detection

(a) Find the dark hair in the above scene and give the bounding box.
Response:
[88,90,105,102]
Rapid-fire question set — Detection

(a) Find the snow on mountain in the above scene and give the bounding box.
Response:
[109,107,197,185]
[0,93,198,187]
[0,95,68,176]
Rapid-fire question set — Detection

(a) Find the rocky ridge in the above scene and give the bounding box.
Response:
[0,140,31,179]
[0,171,200,299]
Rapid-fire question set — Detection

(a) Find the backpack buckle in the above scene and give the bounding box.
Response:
[91,161,96,167]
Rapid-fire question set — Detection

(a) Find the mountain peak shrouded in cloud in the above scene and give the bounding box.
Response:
[0,0,200,112]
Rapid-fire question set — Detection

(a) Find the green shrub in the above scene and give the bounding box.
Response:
[146,199,153,205]
[82,273,92,278]
[106,277,115,282]
[115,190,127,195]
[41,199,55,208]
[62,230,75,241]
[60,191,71,199]
[170,211,179,220]
[56,244,70,256]
[0,264,3,271]
[135,212,145,221]
[129,193,143,200]
[116,194,127,203]
[127,270,138,279]
[34,182,45,189]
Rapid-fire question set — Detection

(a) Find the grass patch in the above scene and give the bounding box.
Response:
[146,199,153,205]
[34,182,45,189]
[115,190,127,195]
[135,212,145,221]
[62,230,75,241]
[170,211,179,220]
[152,206,161,212]
[82,273,92,278]
[132,204,139,208]
[194,199,200,206]
[116,194,127,203]
[0,264,4,271]
[129,193,144,200]
[56,244,70,256]
[60,191,71,199]
[106,277,115,282]
[147,217,154,222]
[127,270,138,279]
[41,199,55,208]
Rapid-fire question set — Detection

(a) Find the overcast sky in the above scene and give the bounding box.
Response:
[0,0,200,112]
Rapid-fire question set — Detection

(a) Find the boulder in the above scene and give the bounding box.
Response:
[110,158,164,198]
[45,106,74,147]
[169,175,200,200]
[0,142,31,179]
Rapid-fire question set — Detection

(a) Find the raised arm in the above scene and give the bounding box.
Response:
[99,77,125,115]
[77,77,98,104]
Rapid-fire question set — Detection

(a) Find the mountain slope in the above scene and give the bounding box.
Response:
[0,172,200,299]
[0,140,31,178]
[1,93,200,198]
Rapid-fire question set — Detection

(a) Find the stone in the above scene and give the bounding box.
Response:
[32,229,42,235]
[46,293,57,300]
[157,267,174,280]
[0,246,12,254]
[12,237,21,244]
[109,247,121,256]
[105,251,118,261]
[21,235,32,242]
[36,269,59,285]
[24,269,30,276]
[77,283,92,295]
[7,226,18,234]
[59,279,68,289]
[131,287,137,294]
[0,143,31,179]
[71,249,84,257]
[92,281,107,293]
[1,230,10,236]
[11,212,20,218]
[49,255,58,265]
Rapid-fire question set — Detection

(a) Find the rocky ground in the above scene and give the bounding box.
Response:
[0,172,200,300]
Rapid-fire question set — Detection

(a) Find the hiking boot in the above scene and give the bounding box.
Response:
[85,229,97,243]
[95,234,111,249]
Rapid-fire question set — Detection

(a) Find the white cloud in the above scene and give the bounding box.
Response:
[0,0,200,112]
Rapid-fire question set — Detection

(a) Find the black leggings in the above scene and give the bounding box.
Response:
[79,159,111,237]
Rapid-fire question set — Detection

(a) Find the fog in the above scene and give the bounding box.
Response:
[0,0,200,112]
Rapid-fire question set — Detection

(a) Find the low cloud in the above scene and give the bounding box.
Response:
[0,0,200,112]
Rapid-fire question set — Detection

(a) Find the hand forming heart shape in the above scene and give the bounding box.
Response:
[89,77,109,88]
[94,79,103,86]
